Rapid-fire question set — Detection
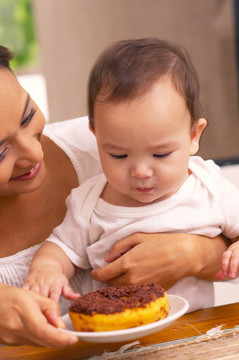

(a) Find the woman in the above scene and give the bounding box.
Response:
[0,284,78,347]
[0,45,229,347]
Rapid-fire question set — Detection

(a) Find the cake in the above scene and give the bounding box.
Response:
[69,283,170,332]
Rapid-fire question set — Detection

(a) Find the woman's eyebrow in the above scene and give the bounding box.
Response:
[22,94,30,118]
[0,138,6,147]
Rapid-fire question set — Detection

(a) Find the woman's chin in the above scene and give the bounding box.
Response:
[1,162,47,196]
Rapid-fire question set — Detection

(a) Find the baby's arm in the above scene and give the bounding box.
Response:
[23,242,80,302]
[216,237,239,280]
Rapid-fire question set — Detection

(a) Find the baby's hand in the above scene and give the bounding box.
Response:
[23,265,80,302]
[216,242,239,280]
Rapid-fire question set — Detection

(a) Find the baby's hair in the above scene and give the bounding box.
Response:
[88,38,202,128]
[0,45,14,71]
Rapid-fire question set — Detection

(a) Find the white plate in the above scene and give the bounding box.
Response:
[59,295,189,343]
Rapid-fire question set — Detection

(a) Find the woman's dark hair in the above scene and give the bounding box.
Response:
[88,38,202,128]
[0,45,14,70]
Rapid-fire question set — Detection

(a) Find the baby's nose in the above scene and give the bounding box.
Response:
[130,163,153,178]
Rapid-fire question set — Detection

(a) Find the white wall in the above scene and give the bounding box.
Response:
[214,165,239,306]
[33,0,239,161]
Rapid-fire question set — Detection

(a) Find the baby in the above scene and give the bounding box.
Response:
[24,38,239,312]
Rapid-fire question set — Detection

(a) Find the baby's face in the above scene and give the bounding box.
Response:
[93,77,206,206]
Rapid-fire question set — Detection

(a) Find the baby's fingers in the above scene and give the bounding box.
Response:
[23,280,41,295]
[48,285,63,303]
[62,284,80,300]
[221,249,232,277]
[228,249,239,279]
[215,270,227,281]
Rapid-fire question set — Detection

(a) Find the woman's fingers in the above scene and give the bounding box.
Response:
[104,234,141,262]
[0,286,78,347]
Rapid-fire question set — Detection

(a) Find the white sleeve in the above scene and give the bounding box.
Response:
[46,190,91,269]
[217,175,239,239]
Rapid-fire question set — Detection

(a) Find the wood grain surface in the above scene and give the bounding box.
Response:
[1,302,239,360]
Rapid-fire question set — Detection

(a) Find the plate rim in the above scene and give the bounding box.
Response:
[59,294,189,339]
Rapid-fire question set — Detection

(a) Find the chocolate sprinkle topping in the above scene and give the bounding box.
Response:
[70,283,165,315]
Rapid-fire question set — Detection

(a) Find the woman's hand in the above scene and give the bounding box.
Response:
[0,284,78,347]
[91,232,230,289]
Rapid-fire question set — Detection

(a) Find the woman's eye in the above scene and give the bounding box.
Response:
[153,153,170,158]
[110,154,128,159]
[21,108,36,127]
[0,148,8,163]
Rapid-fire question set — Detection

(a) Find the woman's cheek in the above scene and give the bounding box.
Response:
[0,159,15,185]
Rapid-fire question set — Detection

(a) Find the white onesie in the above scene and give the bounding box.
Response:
[47,156,239,313]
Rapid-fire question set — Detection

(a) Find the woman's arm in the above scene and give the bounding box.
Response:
[91,233,230,290]
[0,284,78,347]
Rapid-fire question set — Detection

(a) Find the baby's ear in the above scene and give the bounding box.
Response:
[190,118,207,155]
[89,122,96,135]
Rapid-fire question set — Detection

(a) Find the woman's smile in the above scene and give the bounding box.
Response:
[10,162,41,181]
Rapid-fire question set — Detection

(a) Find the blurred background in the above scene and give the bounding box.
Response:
[1,0,239,305]
[1,0,238,162]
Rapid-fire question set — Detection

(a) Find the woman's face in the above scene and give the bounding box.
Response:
[0,68,46,196]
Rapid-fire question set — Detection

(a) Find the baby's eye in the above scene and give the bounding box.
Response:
[153,153,170,158]
[21,108,36,127]
[110,154,128,159]
[0,148,8,163]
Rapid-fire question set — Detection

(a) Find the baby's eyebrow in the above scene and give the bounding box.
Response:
[22,93,30,118]
[148,141,179,150]
[102,143,126,150]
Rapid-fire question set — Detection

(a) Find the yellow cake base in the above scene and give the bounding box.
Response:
[69,292,169,332]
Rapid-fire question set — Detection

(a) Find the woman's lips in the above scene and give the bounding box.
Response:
[10,163,41,181]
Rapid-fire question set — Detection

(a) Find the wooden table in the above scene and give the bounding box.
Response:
[1,302,239,360]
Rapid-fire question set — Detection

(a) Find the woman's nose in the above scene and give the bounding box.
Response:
[14,133,44,167]
[130,162,153,179]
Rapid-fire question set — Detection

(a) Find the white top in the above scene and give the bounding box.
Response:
[0,117,101,314]
[47,156,239,313]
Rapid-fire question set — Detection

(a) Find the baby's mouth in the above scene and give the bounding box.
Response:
[135,187,154,193]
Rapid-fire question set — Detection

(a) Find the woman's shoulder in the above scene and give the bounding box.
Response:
[43,117,102,184]
[43,116,92,145]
